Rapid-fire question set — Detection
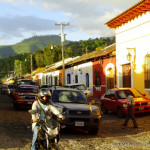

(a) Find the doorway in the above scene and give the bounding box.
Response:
[122,63,131,87]
[106,68,114,90]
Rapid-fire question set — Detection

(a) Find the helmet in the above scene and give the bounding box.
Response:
[38,89,51,105]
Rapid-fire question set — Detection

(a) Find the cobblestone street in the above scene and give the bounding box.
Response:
[1,95,150,150]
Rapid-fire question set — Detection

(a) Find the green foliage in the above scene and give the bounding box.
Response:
[65,46,72,58]
[66,36,115,57]
[0,35,115,81]
[35,50,44,67]
[14,60,22,77]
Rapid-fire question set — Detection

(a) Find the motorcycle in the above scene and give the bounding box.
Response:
[28,109,61,150]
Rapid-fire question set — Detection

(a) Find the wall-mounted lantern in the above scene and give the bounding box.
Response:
[126,48,136,62]
[79,69,82,74]
[145,53,149,60]
[126,52,132,61]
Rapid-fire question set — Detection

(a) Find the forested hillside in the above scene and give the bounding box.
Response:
[0,35,70,58]
[0,35,115,81]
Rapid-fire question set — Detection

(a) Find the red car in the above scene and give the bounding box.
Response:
[13,85,38,110]
[100,88,150,117]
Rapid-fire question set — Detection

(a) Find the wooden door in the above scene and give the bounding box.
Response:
[106,68,114,90]
[122,63,131,87]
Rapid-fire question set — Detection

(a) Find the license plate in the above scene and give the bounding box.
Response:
[139,107,145,111]
[75,121,84,126]
[27,102,32,104]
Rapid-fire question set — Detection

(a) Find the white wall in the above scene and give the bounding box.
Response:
[65,61,93,93]
[116,11,150,91]
[42,70,59,86]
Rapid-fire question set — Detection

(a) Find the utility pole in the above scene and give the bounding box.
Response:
[55,23,69,86]
[20,61,22,78]
[30,53,33,75]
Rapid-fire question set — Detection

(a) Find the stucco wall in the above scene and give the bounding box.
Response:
[93,57,116,99]
[65,62,93,93]
[116,11,150,93]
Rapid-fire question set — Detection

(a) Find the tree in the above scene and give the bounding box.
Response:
[94,38,104,50]
[65,46,72,58]
[80,40,89,54]
[14,60,22,77]
[34,50,44,67]
[43,44,54,66]
[53,45,62,63]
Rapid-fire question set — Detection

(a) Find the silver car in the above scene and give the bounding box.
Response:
[49,87,101,134]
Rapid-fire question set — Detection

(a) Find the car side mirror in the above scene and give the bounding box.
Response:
[142,93,146,96]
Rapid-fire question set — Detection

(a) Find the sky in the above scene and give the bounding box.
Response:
[0,0,141,45]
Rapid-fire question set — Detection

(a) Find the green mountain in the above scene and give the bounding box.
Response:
[0,35,71,59]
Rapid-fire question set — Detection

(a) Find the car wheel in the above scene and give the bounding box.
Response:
[89,127,99,135]
[117,107,124,118]
[101,104,108,114]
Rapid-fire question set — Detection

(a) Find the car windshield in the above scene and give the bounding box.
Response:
[17,80,36,85]
[40,85,48,88]
[116,89,142,99]
[8,85,14,89]
[52,90,88,104]
[72,85,86,90]
[19,86,38,93]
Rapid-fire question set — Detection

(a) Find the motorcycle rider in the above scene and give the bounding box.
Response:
[31,89,63,150]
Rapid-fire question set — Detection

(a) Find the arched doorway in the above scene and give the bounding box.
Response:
[106,68,114,90]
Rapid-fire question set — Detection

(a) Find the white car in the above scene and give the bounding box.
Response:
[64,83,93,101]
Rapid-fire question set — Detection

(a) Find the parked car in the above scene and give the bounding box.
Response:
[12,85,38,110]
[12,78,36,97]
[49,86,101,134]
[39,84,49,89]
[64,83,93,101]
[100,88,150,117]
[7,84,14,96]
[1,84,8,95]
[14,78,36,86]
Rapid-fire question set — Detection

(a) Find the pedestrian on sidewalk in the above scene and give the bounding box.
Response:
[122,95,138,128]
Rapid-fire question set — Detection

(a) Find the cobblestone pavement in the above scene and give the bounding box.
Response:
[1,95,150,150]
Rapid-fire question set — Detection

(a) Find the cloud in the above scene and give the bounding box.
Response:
[0,0,141,44]
[0,15,58,45]
[37,0,140,37]
[0,15,57,34]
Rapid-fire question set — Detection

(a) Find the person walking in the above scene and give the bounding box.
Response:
[122,95,138,128]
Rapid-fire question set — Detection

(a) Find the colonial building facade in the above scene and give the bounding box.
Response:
[106,0,150,94]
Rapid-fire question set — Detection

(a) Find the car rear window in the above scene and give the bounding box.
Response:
[52,90,88,104]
